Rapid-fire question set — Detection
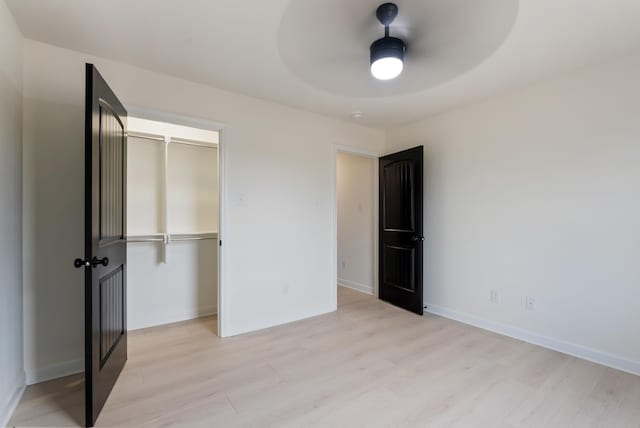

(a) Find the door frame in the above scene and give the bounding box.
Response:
[331,144,382,309]
[126,105,228,337]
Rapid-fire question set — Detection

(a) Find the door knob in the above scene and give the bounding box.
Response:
[91,257,109,267]
[74,258,91,268]
[74,257,110,268]
[412,235,425,242]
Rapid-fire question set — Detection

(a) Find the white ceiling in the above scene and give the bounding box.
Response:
[278,0,518,97]
[7,0,640,128]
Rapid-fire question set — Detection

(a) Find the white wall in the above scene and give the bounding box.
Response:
[336,152,375,295]
[0,0,24,424]
[127,135,164,234]
[386,52,640,374]
[22,40,385,383]
[127,241,218,330]
[167,143,218,234]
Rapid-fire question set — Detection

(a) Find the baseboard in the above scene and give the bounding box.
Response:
[0,371,26,427]
[338,279,374,295]
[26,358,84,386]
[425,303,640,377]
[128,306,217,331]
[222,304,335,338]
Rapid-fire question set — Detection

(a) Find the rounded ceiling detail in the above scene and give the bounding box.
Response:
[278,0,519,98]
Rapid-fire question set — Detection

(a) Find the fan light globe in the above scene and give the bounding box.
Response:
[371,57,403,80]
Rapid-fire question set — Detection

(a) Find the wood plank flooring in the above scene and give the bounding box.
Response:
[9,287,640,427]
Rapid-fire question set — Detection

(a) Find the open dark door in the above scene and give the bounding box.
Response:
[379,146,424,315]
[75,64,127,427]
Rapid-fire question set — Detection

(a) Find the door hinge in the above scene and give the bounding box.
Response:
[219,239,222,247]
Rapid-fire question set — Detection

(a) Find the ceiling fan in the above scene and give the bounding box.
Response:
[277,0,518,97]
[370,3,406,80]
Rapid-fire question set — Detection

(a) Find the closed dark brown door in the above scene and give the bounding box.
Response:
[81,64,128,427]
[379,146,424,315]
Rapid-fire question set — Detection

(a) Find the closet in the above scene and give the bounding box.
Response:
[126,117,219,331]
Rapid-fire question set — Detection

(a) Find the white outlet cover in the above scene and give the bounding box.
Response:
[526,296,536,310]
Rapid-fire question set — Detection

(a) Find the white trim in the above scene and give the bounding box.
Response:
[26,359,84,386]
[128,306,218,331]
[335,144,381,159]
[0,371,26,427]
[338,279,374,295]
[224,304,335,338]
[332,144,382,310]
[425,303,640,377]
[217,128,227,338]
[330,147,338,311]
[371,160,379,298]
[126,105,225,131]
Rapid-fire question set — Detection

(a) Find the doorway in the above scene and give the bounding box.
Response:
[335,148,379,306]
[126,116,221,332]
[333,145,425,314]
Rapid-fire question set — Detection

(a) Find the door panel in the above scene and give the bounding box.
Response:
[382,245,415,291]
[99,103,125,243]
[99,266,125,367]
[379,146,423,315]
[382,160,415,232]
[84,64,128,427]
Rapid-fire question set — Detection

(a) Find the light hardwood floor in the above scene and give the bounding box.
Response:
[9,287,640,427]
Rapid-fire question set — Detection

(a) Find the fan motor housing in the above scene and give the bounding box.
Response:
[370,36,406,65]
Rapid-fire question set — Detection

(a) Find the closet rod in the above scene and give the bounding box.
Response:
[129,133,165,142]
[170,138,217,149]
[127,233,218,244]
[170,236,217,242]
[127,237,165,243]
[169,232,218,242]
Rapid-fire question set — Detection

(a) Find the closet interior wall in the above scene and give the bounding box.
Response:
[127,117,219,330]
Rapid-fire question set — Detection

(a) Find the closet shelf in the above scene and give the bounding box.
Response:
[170,137,217,149]
[129,132,164,142]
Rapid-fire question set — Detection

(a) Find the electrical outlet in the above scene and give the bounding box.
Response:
[490,289,500,304]
[341,261,346,270]
[525,296,536,311]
